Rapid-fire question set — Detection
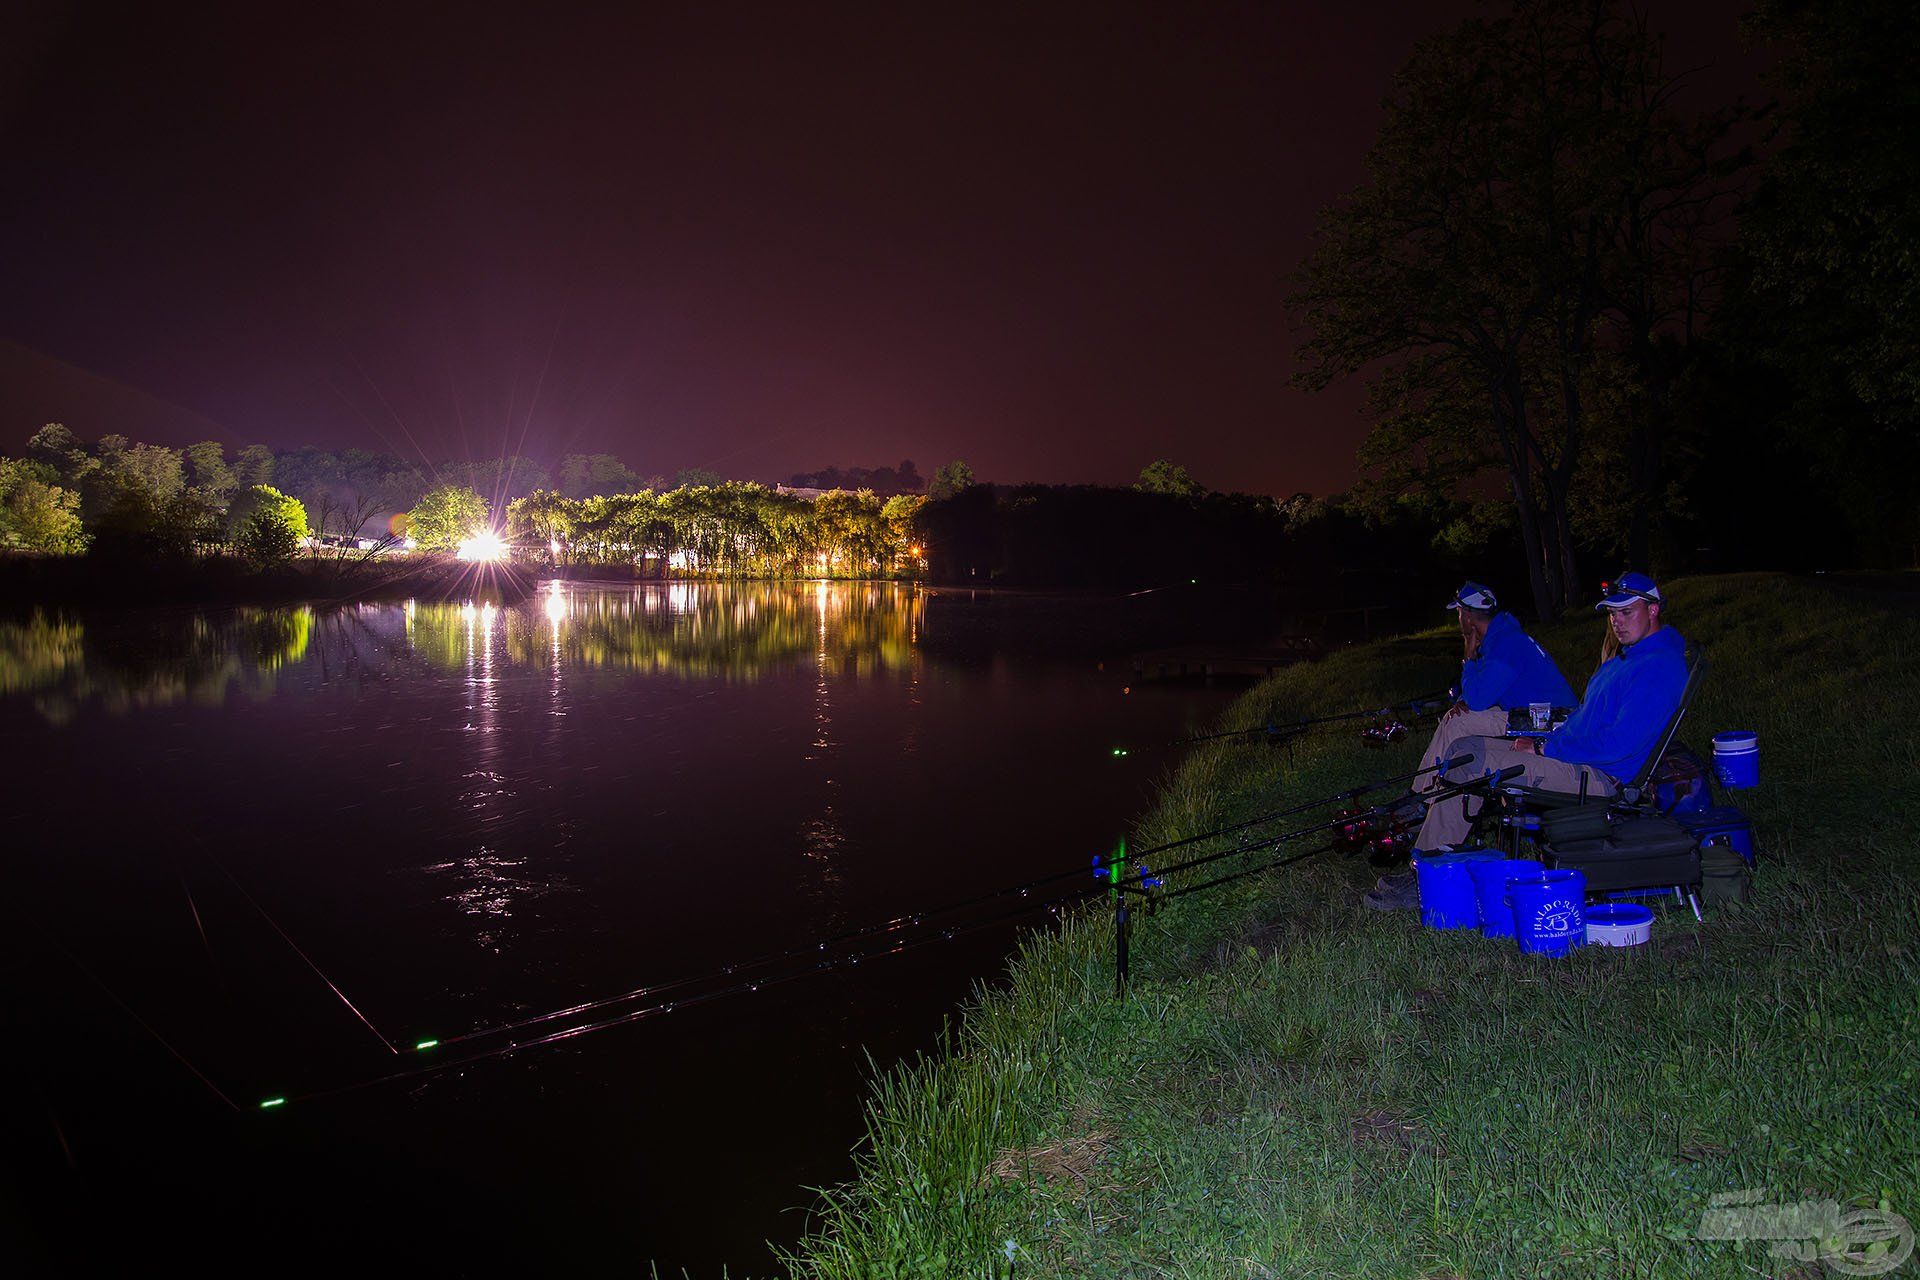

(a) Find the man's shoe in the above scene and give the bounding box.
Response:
[1363,870,1419,912]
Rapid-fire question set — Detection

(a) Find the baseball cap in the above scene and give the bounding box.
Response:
[1446,581,1498,611]
[1595,572,1663,610]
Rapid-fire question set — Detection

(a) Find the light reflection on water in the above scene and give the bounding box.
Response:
[0,581,925,718]
[2,578,1244,1273]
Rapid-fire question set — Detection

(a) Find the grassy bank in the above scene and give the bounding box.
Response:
[784,572,1919,1278]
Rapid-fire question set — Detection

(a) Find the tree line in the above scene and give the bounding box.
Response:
[499,484,926,577]
[1,425,1461,607]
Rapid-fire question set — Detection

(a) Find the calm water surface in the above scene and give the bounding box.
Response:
[0,581,1252,1274]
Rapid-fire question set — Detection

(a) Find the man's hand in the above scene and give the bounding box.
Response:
[1514,736,1541,755]
[1442,699,1469,722]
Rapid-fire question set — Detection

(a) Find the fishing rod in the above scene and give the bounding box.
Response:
[1097,752,1476,892]
[262,877,1113,1108]
[419,752,1472,1054]
[1094,754,1536,904]
[255,753,1487,1106]
[1176,688,1452,747]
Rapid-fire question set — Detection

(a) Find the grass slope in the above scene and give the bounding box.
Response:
[783,573,1919,1279]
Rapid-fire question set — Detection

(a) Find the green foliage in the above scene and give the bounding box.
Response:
[183,440,236,499]
[0,458,88,554]
[672,467,724,490]
[82,435,186,524]
[881,493,926,565]
[407,485,489,553]
[232,485,309,566]
[502,482,927,578]
[1133,459,1203,497]
[233,444,275,490]
[927,459,974,501]
[505,488,575,562]
[26,423,87,485]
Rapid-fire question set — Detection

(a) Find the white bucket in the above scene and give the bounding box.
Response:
[1584,903,1654,947]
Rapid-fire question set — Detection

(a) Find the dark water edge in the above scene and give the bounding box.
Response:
[0,550,548,613]
[0,582,1276,1276]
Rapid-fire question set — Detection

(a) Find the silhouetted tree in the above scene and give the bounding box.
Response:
[1725,0,1920,564]
[1293,0,1752,612]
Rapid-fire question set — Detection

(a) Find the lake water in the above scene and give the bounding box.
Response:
[0,580,1261,1274]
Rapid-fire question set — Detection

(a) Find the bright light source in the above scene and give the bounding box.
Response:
[456,530,507,562]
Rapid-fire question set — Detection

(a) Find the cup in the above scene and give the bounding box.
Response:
[1529,702,1551,731]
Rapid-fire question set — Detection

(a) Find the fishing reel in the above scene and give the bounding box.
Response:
[1332,804,1381,856]
[1366,819,1416,867]
[1333,802,1417,866]
[1360,718,1409,747]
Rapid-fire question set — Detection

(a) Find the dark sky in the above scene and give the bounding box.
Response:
[1,1,1765,495]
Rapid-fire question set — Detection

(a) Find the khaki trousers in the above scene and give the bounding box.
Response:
[1414,734,1615,851]
[1414,708,1513,785]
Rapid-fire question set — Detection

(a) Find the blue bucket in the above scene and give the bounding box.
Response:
[1415,850,1501,930]
[1711,731,1759,789]
[1510,869,1587,956]
[1468,858,1544,939]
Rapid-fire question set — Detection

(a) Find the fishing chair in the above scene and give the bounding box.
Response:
[1482,649,1710,908]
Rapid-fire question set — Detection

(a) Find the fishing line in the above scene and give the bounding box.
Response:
[423,754,1464,1052]
[266,882,1106,1107]
[274,761,1454,1103]
[179,873,224,993]
[259,756,1489,1106]
[1176,689,1451,746]
[27,919,240,1113]
[214,864,399,1055]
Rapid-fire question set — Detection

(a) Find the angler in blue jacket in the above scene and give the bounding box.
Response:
[1369,573,1688,910]
[1409,581,1576,794]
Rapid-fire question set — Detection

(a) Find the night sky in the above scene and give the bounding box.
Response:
[2,1,1763,495]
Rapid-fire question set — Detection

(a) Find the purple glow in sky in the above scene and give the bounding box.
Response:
[1,1,1764,494]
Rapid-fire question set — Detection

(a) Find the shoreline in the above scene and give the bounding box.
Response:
[781,571,1920,1277]
[0,555,934,617]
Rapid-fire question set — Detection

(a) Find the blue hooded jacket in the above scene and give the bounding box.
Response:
[1459,612,1577,712]
[1543,625,1689,782]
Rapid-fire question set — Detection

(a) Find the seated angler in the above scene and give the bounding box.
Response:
[1420,581,1576,782]
[1367,573,1687,911]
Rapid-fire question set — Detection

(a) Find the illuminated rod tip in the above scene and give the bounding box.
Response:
[260,1097,286,1109]
[415,1039,440,1051]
